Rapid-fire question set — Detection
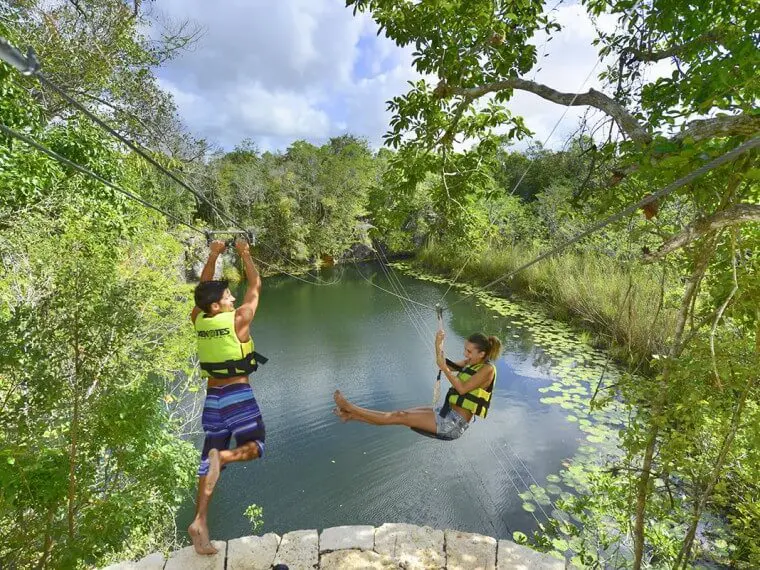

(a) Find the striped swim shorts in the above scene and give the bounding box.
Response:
[198,382,266,476]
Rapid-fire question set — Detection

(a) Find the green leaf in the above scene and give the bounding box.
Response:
[551,538,569,551]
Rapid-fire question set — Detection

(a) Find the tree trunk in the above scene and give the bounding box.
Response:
[67,303,81,541]
[673,377,755,569]
[36,507,56,570]
[673,317,760,569]
[632,235,718,570]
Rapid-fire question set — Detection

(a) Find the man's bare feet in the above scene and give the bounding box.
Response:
[188,520,217,555]
[206,449,221,494]
[333,390,352,412]
[333,406,351,423]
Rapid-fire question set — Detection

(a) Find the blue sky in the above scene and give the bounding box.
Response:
[147,1,645,153]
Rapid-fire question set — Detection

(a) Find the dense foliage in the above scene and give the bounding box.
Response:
[345,1,760,568]
[0,4,199,568]
[1,0,757,568]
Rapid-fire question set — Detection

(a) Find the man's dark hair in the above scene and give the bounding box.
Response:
[194,279,229,313]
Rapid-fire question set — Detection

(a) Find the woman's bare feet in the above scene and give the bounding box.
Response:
[188,520,217,555]
[333,406,351,423]
[333,390,352,412]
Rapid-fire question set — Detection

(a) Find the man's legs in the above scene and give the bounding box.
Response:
[220,441,261,464]
[189,388,231,556]
[221,383,266,468]
[333,390,438,434]
[189,383,266,555]
[189,444,229,554]
[188,472,219,555]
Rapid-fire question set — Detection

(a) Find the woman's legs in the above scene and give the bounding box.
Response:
[333,390,438,434]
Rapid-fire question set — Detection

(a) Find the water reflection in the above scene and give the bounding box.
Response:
[177,263,584,541]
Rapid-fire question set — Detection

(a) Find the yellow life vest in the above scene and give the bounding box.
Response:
[194,310,260,379]
[445,361,496,418]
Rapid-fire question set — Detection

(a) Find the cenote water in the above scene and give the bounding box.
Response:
[176,262,624,543]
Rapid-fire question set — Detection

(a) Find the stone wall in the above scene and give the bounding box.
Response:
[104,523,572,570]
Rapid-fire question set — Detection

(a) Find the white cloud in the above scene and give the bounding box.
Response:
[502,4,613,149]
[149,0,656,153]
[150,0,380,149]
[233,84,330,139]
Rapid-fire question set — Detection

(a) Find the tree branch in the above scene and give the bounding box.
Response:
[606,114,758,186]
[439,94,472,147]
[66,0,87,19]
[448,77,652,144]
[710,231,738,389]
[626,29,729,63]
[446,78,756,157]
[644,204,760,262]
[674,114,760,144]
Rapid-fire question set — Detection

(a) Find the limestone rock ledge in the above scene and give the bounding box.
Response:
[103,523,572,570]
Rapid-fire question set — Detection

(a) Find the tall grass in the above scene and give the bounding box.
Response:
[417,243,676,365]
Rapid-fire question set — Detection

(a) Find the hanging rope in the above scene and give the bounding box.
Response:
[508,60,602,198]
[353,261,436,311]
[353,260,432,351]
[374,242,437,334]
[438,252,473,304]
[431,304,444,406]
[486,440,548,529]
[355,248,437,362]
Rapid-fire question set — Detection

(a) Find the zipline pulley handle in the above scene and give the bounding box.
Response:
[205,229,256,247]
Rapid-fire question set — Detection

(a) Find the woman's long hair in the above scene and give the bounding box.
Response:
[467,332,502,361]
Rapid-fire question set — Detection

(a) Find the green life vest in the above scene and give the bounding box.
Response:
[194,311,266,379]
[444,361,496,418]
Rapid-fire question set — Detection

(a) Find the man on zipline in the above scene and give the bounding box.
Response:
[188,238,265,555]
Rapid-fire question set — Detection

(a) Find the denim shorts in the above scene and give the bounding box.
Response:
[434,407,470,440]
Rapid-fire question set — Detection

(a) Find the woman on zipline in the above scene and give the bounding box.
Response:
[334,330,502,440]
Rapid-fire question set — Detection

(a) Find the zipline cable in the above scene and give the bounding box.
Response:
[1,37,338,286]
[0,122,343,289]
[36,75,247,235]
[0,123,205,235]
[438,59,601,306]
[39,74,340,286]
[449,135,760,308]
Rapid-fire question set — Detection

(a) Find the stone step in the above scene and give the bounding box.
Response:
[103,524,572,570]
